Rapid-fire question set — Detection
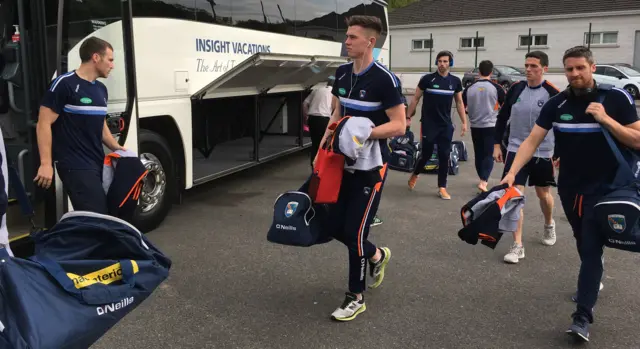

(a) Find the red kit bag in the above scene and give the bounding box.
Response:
[309,117,349,204]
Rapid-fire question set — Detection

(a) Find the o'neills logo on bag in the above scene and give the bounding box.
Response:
[97,297,135,316]
[608,238,636,246]
[276,224,296,231]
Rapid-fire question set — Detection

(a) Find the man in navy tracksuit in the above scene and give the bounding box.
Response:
[35,37,125,214]
[462,60,506,193]
[407,51,468,200]
[313,15,406,322]
[502,46,640,341]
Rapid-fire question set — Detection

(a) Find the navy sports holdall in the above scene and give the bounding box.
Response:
[591,88,640,252]
[268,178,332,247]
[593,125,640,252]
[0,211,172,349]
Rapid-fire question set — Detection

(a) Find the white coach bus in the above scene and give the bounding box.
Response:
[3,0,390,250]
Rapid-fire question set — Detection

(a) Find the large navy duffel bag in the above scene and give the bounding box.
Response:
[0,211,172,349]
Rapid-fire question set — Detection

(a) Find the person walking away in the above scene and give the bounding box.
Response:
[462,60,506,193]
[493,51,560,263]
[313,15,406,321]
[501,46,640,341]
[406,51,467,199]
[34,37,124,214]
[304,77,335,168]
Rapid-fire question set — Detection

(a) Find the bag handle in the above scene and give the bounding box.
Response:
[31,255,137,305]
[595,91,636,187]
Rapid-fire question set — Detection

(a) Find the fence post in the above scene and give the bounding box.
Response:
[389,33,392,68]
[429,32,433,72]
[475,30,479,68]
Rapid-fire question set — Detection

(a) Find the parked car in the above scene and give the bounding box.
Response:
[593,64,640,99]
[462,65,525,90]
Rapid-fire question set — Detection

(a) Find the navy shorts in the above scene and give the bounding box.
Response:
[502,151,556,187]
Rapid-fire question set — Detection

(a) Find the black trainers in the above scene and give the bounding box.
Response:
[566,315,590,342]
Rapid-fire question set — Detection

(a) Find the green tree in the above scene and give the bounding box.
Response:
[388,0,418,11]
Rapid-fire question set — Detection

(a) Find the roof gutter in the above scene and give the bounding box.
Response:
[390,9,640,29]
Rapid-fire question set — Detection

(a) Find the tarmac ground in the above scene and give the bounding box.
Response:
[91,101,640,349]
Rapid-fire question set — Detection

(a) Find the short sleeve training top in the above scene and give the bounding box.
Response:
[41,71,108,171]
[536,86,639,194]
[418,72,463,128]
[332,61,404,162]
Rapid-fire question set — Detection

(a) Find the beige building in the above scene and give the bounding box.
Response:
[388,0,640,73]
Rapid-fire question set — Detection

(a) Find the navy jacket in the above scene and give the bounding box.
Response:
[102,150,148,222]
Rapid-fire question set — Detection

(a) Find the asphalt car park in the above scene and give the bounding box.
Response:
[91,101,640,349]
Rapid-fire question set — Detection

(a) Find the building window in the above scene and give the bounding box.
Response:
[460,37,484,48]
[412,39,433,51]
[584,31,618,45]
[519,34,548,47]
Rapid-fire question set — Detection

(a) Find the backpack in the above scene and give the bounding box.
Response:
[449,144,460,175]
[388,128,419,172]
[452,140,468,162]
[422,144,439,173]
[420,143,460,175]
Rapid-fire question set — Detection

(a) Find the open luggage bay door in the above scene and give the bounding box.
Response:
[191,53,349,100]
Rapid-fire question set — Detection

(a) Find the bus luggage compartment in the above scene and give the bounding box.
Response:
[189,52,346,184]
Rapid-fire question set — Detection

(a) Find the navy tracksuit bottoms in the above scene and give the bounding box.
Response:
[57,168,108,214]
[413,125,453,188]
[559,189,605,324]
[470,126,495,181]
[328,165,387,294]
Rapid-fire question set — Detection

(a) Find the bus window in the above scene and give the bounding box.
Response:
[337,1,366,38]
[363,0,388,48]
[257,0,295,36]
[294,0,338,42]
[195,0,232,25]
[52,0,129,112]
[132,0,196,21]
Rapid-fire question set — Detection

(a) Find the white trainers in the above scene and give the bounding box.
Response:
[504,242,525,264]
[542,220,557,246]
[331,292,366,321]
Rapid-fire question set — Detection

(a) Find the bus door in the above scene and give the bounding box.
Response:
[4,0,137,255]
[0,0,54,251]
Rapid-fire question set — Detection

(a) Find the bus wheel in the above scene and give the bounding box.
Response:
[132,129,175,233]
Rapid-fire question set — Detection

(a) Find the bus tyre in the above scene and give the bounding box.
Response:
[132,129,175,233]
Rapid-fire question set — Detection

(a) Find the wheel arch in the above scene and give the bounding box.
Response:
[139,115,186,197]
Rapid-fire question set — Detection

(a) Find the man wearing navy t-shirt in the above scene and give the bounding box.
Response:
[407,51,468,199]
[501,46,640,342]
[34,37,124,214]
[313,15,405,322]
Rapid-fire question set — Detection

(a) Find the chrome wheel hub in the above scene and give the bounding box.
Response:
[139,153,166,213]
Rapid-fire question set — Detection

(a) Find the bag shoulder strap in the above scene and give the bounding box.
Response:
[596,85,636,184]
